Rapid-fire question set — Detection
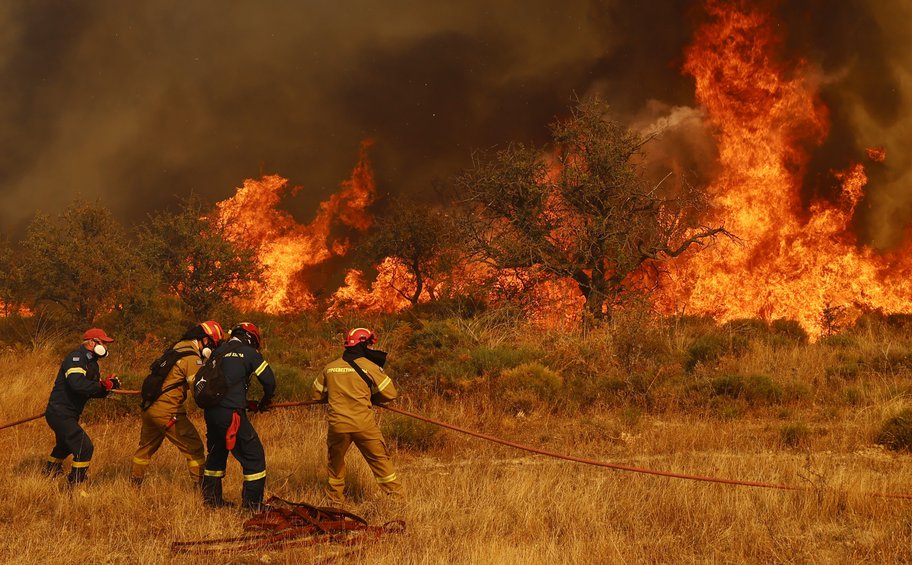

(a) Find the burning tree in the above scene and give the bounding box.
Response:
[458,98,729,319]
[360,198,464,306]
[139,194,262,320]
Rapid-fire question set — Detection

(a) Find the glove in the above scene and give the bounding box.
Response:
[258,397,272,413]
[246,400,260,413]
[102,377,116,391]
[109,375,121,390]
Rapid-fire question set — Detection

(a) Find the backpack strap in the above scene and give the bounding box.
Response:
[345,358,384,405]
[141,349,199,411]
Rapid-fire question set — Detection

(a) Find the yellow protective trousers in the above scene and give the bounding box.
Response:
[325,425,403,503]
[131,406,206,480]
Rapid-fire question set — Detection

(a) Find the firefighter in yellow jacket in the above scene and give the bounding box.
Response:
[130,321,225,485]
[311,327,404,503]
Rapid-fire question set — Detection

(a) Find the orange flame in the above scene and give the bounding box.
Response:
[661,0,912,335]
[866,147,886,163]
[216,140,376,313]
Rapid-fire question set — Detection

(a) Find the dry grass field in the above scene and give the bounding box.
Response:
[3,317,912,563]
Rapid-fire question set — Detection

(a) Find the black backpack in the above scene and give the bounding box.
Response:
[192,341,243,409]
[140,347,199,411]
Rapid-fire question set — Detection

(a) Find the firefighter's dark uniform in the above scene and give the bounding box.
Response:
[311,349,403,503]
[201,338,276,509]
[131,339,207,482]
[44,347,110,484]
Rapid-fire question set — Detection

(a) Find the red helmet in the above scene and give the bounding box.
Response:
[344,327,376,347]
[231,322,262,349]
[199,320,225,345]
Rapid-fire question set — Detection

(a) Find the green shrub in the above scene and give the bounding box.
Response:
[825,361,862,380]
[722,318,770,338]
[875,408,912,451]
[612,319,669,373]
[270,363,314,400]
[470,346,540,374]
[381,413,443,451]
[686,334,727,372]
[770,319,809,344]
[871,351,912,374]
[407,320,464,350]
[710,374,783,405]
[780,422,811,449]
[820,334,857,348]
[499,362,563,412]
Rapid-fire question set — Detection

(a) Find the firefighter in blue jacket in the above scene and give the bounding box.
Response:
[201,322,276,510]
[43,328,120,485]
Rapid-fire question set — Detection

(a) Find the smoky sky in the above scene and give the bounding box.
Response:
[1,0,910,247]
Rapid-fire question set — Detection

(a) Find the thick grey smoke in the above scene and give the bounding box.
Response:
[0,0,908,247]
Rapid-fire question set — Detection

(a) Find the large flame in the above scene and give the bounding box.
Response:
[215,140,376,313]
[663,0,912,334]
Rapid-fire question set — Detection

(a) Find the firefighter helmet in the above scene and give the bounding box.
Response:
[231,322,262,349]
[199,320,225,345]
[344,327,376,347]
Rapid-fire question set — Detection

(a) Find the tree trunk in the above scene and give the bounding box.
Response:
[410,258,423,306]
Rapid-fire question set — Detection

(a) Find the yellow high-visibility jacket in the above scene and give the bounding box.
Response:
[151,339,205,414]
[312,356,398,432]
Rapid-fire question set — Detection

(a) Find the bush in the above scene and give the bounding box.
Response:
[770,319,809,344]
[686,334,727,372]
[498,362,563,412]
[710,374,783,405]
[825,361,862,381]
[407,320,464,350]
[875,408,912,451]
[470,346,540,375]
[722,318,769,338]
[382,413,443,451]
[270,363,314,400]
[780,422,811,449]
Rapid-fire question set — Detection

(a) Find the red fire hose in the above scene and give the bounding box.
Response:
[4,390,911,500]
[376,404,912,500]
[0,412,45,431]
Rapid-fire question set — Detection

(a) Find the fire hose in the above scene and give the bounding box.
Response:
[4,389,912,500]
[170,496,404,556]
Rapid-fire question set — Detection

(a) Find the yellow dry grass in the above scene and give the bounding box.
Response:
[2,348,912,564]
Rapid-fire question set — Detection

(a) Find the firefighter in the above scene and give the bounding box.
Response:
[43,328,120,485]
[130,321,225,486]
[311,327,404,504]
[201,322,276,510]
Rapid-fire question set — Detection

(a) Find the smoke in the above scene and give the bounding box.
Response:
[775,0,912,248]
[1,0,909,247]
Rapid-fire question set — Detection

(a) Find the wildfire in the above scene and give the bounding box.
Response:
[663,0,912,335]
[866,147,887,163]
[215,140,377,314]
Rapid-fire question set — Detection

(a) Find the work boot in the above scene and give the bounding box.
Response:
[241,477,266,511]
[67,466,88,485]
[43,461,64,478]
[201,475,234,508]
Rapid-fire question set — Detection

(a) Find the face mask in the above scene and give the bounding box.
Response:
[93,343,108,358]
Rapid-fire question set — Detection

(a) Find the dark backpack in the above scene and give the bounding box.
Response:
[193,341,243,409]
[140,347,199,411]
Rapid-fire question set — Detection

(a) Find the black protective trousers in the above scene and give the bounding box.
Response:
[46,409,94,463]
[202,407,266,507]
